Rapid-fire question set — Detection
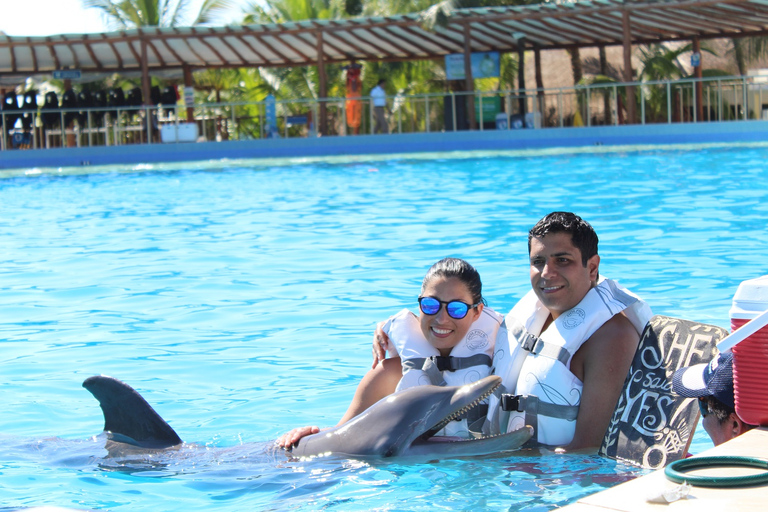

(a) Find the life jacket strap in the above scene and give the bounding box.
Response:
[402,354,492,373]
[500,394,579,421]
[519,333,572,366]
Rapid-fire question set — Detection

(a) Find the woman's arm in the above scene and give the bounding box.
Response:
[338,357,402,424]
[276,357,403,448]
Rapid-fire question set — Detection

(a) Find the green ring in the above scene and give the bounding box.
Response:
[665,456,768,488]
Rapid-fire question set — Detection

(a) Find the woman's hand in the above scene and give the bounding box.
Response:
[276,426,320,449]
[372,321,390,368]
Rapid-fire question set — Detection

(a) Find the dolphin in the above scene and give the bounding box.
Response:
[83,375,533,460]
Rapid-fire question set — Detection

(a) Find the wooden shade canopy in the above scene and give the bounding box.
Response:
[2,0,767,127]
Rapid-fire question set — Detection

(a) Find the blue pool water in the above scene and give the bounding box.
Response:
[1,144,767,511]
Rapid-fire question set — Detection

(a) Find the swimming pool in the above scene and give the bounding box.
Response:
[1,144,767,511]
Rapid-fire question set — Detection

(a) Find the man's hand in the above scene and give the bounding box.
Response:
[372,321,390,368]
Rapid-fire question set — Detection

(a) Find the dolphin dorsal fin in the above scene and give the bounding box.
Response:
[83,375,182,448]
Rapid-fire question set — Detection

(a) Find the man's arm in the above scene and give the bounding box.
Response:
[371,321,389,368]
[562,313,640,452]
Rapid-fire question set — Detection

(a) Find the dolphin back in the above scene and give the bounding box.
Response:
[289,376,529,460]
[83,375,182,448]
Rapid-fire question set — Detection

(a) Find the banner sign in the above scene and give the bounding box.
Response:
[52,70,82,80]
[474,96,501,123]
[445,51,500,80]
[599,315,726,469]
[183,86,195,108]
[265,94,278,138]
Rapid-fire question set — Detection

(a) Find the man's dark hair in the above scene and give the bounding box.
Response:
[701,396,758,430]
[701,396,733,424]
[528,211,599,266]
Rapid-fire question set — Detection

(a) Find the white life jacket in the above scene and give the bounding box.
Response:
[383,307,503,437]
[485,277,652,446]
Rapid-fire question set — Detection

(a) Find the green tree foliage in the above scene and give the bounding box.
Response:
[580,42,731,124]
[82,0,234,29]
[728,37,768,76]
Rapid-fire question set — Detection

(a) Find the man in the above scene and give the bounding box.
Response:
[279,212,651,450]
[483,212,651,449]
[371,79,388,134]
[673,351,755,446]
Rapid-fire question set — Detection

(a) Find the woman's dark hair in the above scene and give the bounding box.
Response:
[421,258,483,305]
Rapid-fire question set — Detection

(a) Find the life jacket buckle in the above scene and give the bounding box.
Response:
[432,356,453,372]
[500,394,524,412]
[521,333,539,353]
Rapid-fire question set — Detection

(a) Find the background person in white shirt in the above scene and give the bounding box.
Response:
[371,79,388,134]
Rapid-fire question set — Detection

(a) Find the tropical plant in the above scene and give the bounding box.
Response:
[82,0,234,29]
[241,0,338,24]
[418,0,540,29]
[580,42,731,124]
[238,0,527,132]
[418,0,579,89]
[80,0,239,140]
[728,37,768,76]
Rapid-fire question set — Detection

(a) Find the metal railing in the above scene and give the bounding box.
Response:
[2,75,767,151]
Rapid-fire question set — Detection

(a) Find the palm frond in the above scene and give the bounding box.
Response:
[418,0,457,31]
[190,0,235,25]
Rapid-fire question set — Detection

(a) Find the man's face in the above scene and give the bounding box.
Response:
[529,232,599,319]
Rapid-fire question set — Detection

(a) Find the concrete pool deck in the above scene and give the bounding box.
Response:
[3,120,768,171]
[559,427,768,511]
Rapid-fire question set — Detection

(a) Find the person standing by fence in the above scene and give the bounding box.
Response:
[371,79,388,134]
[344,61,363,135]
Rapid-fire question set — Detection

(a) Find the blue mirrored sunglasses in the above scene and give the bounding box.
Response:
[418,296,479,319]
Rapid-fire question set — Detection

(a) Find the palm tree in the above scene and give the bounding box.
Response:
[82,0,234,29]
[239,0,351,134]
[728,37,768,76]
[81,0,236,140]
[418,0,566,86]
[581,42,728,123]
[241,0,346,24]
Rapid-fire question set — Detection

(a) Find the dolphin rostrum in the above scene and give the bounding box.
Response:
[83,374,533,460]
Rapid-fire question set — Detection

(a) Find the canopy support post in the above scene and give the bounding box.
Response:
[140,34,151,107]
[317,31,328,136]
[693,36,704,121]
[183,65,195,123]
[463,23,476,130]
[518,38,527,117]
[622,10,636,124]
[534,44,544,120]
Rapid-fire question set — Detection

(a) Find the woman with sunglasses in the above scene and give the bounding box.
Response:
[276,258,502,447]
[379,258,503,436]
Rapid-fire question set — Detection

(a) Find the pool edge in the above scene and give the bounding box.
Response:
[3,120,768,171]
[557,427,768,511]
